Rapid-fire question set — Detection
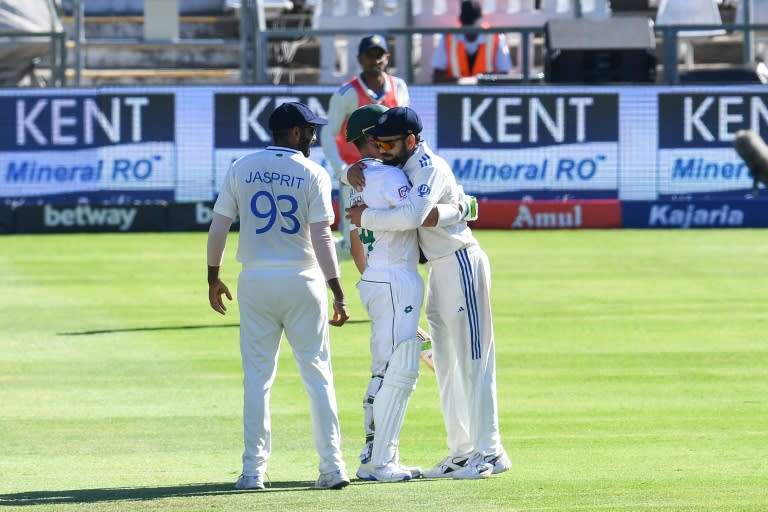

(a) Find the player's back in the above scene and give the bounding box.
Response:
[353,160,419,271]
[223,146,333,270]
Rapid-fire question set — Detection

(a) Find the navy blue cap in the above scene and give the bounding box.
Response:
[367,106,423,138]
[358,34,389,54]
[268,102,328,131]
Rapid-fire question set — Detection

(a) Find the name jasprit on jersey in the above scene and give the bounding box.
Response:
[245,171,304,189]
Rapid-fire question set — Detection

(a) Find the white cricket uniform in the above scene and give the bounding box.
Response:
[213,145,346,479]
[351,159,423,374]
[320,74,409,250]
[359,142,505,459]
[350,158,423,467]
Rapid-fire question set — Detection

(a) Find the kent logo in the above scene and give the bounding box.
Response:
[0,94,174,151]
[214,94,332,148]
[436,93,619,149]
[658,93,768,148]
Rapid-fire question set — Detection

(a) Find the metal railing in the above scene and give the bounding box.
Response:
[50,0,768,87]
[0,30,67,86]
[0,0,67,86]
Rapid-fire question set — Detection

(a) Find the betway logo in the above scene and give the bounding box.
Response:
[648,204,744,227]
[44,204,137,231]
[196,202,214,224]
[512,204,582,229]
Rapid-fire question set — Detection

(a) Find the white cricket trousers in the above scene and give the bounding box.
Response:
[426,244,504,458]
[357,266,423,375]
[237,266,345,478]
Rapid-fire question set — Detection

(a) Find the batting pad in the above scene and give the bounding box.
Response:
[371,338,421,467]
[360,374,384,464]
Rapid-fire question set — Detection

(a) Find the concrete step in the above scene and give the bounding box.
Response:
[67,39,242,68]
[65,67,242,85]
[60,66,320,85]
[60,14,240,39]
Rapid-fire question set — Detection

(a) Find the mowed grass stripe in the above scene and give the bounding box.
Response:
[1,230,766,511]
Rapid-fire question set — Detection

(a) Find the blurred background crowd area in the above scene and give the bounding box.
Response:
[0,0,763,87]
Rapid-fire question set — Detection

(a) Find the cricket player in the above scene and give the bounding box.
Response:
[346,107,511,480]
[344,104,423,482]
[207,102,351,491]
[320,34,409,254]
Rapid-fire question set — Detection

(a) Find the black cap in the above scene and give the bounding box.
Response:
[358,34,389,54]
[459,0,482,26]
[268,102,328,131]
[367,106,422,138]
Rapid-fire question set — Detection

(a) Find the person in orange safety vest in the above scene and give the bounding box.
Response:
[432,0,513,83]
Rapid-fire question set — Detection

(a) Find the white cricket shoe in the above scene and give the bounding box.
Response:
[356,461,413,482]
[492,451,512,474]
[399,463,423,479]
[452,451,511,480]
[235,474,264,490]
[422,454,470,478]
[315,469,350,490]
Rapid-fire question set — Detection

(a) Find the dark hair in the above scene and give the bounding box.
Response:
[459,0,482,26]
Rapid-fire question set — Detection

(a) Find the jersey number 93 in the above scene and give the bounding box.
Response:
[250,190,300,234]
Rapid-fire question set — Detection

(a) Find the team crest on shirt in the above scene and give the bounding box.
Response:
[417,184,431,197]
[398,185,408,199]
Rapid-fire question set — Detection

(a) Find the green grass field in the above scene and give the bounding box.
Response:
[1,229,766,511]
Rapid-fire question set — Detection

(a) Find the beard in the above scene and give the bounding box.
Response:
[380,143,411,168]
[298,132,313,157]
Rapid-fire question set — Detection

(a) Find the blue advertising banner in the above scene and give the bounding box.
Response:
[212,91,333,195]
[622,200,768,228]
[656,92,766,200]
[0,92,177,206]
[435,91,620,199]
[1,84,768,231]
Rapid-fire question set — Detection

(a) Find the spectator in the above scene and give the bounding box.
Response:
[432,0,513,83]
[320,34,409,253]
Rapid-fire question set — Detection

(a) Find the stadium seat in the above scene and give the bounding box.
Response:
[655,0,725,69]
[734,0,768,63]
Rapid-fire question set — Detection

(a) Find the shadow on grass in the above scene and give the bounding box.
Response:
[0,481,322,506]
[58,324,240,336]
[58,319,370,336]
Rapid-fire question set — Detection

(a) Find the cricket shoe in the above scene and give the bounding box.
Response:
[491,451,512,474]
[315,469,350,490]
[422,454,470,478]
[356,461,413,482]
[399,463,423,479]
[452,451,511,480]
[235,474,264,490]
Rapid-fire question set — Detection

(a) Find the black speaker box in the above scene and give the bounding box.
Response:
[544,17,657,84]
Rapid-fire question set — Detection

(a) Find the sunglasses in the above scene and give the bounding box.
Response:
[374,135,409,151]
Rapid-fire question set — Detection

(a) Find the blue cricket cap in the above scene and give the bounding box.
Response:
[367,106,423,138]
[268,102,328,131]
[358,34,389,54]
